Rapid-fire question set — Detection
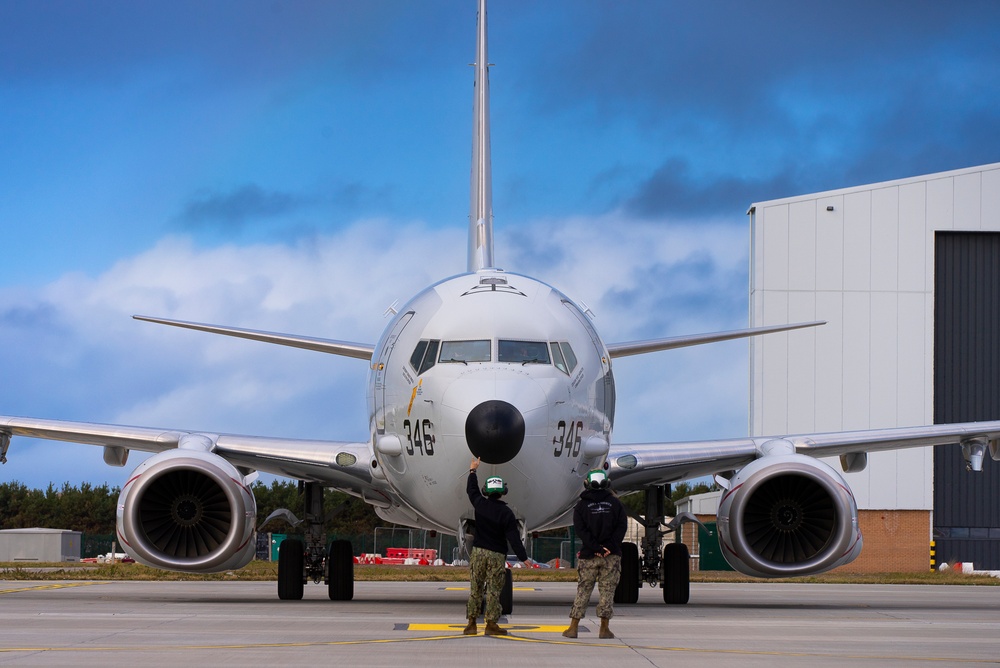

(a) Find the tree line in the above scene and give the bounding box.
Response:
[618,480,718,518]
[0,478,717,537]
[0,480,382,536]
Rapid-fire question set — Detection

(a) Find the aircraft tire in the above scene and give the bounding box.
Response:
[613,542,640,604]
[662,542,690,605]
[327,539,354,601]
[277,539,304,600]
[500,568,513,614]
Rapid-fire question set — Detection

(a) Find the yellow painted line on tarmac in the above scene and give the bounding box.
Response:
[492,635,996,663]
[441,586,538,591]
[0,627,991,663]
[3,634,988,664]
[403,623,568,633]
[0,582,109,595]
[0,635,476,653]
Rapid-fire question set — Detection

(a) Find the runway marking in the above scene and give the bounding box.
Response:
[0,582,109,595]
[441,586,538,591]
[492,635,1000,663]
[0,635,477,653]
[396,623,573,633]
[1,634,994,664]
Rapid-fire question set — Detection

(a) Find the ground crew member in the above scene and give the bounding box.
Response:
[563,468,627,639]
[464,457,531,636]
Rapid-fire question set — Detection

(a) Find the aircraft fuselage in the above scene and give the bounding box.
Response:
[367,268,615,534]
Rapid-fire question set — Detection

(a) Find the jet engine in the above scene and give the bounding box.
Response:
[716,452,862,578]
[116,448,257,573]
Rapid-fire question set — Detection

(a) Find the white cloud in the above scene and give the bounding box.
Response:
[1,213,752,488]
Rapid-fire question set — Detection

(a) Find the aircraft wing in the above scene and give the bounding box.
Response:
[607,420,1000,490]
[606,321,824,358]
[0,415,390,505]
[133,315,375,360]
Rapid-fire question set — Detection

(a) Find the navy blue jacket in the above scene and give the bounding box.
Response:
[467,471,528,562]
[573,488,628,559]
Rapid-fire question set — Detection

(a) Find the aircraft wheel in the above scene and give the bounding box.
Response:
[328,539,354,601]
[662,542,690,604]
[500,568,513,614]
[614,542,640,604]
[277,539,304,600]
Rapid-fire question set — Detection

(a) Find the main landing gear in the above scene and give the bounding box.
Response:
[276,481,355,601]
[613,484,699,605]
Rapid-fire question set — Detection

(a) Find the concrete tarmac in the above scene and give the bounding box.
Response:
[1,579,998,666]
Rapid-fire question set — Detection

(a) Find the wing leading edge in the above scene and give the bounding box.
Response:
[133,315,375,360]
[606,321,824,358]
[0,415,387,504]
[607,420,1000,490]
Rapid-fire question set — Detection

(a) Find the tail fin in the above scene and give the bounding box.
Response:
[468,0,494,272]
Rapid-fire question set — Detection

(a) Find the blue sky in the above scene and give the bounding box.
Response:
[1,0,998,489]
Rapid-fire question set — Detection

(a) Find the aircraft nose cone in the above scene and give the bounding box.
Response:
[465,400,525,464]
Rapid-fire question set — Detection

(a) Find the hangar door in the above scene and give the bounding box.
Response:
[934,231,1000,569]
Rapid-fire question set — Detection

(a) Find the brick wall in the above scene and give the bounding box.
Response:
[678,509,931,574]
[832,509,930,574]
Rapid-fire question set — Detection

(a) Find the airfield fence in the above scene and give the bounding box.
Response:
[87,528,578,567]
[81,534,115,559]
[259,527,577,566]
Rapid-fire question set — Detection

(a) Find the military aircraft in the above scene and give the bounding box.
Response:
[3,0,1000,607]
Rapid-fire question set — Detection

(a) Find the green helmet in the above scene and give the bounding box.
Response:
[482,475,508,496]
[585,469,609,490]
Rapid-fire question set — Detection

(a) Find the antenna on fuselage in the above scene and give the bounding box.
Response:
[468,0,494,272]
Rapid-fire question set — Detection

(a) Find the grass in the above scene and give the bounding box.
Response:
[1,561,997,585]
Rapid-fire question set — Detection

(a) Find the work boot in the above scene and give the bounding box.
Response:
[484,620,508,636]
[562,617,580,638]
[599,617,615,639]
[462,616,478,635]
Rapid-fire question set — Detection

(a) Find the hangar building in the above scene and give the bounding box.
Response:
[748,161,1000,572]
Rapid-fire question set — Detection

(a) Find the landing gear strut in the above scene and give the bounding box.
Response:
[617,484,693,605]
[274,481,354,601]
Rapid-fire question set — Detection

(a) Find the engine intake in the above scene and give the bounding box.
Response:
[117,449,257,573]
[716,453,862,577]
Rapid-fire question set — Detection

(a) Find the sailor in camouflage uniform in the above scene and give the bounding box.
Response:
[463,457,530,636]
[563,468,628,639]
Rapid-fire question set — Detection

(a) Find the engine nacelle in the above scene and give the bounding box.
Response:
[117,449,257,573]
[716,453,862,578]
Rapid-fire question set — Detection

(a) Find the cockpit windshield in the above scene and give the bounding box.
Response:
[498,339,550,364]
[439,339,491,363]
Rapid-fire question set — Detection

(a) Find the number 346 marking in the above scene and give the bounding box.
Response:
[553,420,583,457]
[403,419,435,456]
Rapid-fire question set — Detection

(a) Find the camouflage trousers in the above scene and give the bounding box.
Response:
[570,554,621,620]
[466,547,506,622]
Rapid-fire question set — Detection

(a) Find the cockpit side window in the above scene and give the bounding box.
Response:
[498,339,550,364]
[421,340,440,373]
[439,339,490,363]
[409,340,428,371]
[409,339,440,375]
[550,342,568,373]
[559,342,578,372]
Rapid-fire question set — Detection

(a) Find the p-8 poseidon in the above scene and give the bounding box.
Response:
[3,0,999,607]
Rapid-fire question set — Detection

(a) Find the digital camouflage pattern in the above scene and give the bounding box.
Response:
[570,554,621,619]
[466,546,506,622]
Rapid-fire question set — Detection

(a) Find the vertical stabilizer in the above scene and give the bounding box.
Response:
[468,0,494,272]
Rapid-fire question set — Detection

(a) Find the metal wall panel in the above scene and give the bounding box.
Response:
[934,231,1000,568]
[751,162,1000,518]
